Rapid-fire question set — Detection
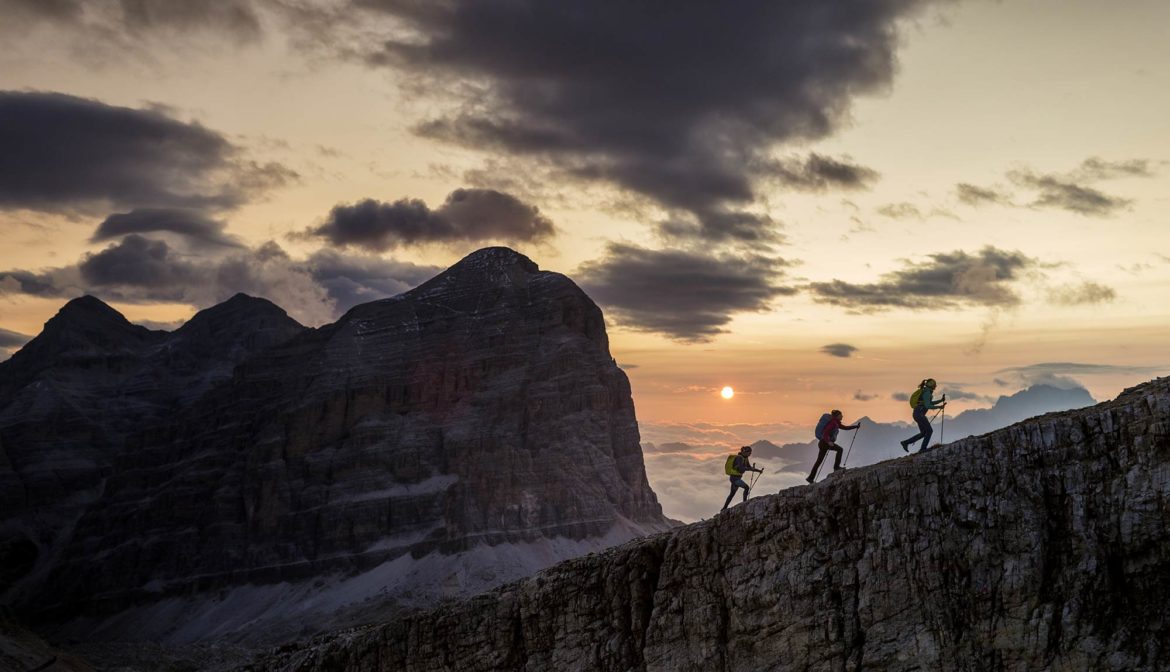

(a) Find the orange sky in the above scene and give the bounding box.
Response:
[2,0,1169,434]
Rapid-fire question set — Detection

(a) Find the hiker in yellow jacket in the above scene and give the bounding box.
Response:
[722,445,764,511]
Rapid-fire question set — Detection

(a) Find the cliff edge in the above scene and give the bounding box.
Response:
[250,376,1170,671]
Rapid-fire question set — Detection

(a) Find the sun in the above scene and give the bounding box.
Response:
[721,386,734,400]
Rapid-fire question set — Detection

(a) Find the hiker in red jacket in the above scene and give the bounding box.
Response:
[807,409,859,483]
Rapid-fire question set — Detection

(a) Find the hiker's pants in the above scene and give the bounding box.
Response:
[905,405,933,449]
[723,476,749,509]
[809,440,843,480]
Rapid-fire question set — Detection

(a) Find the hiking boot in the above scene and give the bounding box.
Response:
[900,440,910,453]
[805,475,814,484]
[833,466,847,473]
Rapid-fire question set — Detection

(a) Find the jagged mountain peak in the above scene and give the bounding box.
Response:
[405,247,542,300]
[452,246,539,273]
[175,293,300,334]
[13,295,158,362]
[50,294,133,329]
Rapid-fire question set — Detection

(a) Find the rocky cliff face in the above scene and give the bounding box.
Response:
[252,376,1170,671]
[3,247,668,644]
[0,293,305,607]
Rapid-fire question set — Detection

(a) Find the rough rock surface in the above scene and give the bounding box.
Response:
[250,377,1170,671]
[3,247,668,643]
[0,610,94,672]
[0,294,306,606]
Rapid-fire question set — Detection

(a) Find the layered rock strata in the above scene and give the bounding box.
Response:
[252,377,1170,671]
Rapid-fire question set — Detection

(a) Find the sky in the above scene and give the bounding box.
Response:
[2,1,1169,512]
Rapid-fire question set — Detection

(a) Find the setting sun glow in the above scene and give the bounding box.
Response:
[721,386,735,400]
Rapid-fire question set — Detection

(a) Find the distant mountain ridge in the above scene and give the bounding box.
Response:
[0,247,669,646]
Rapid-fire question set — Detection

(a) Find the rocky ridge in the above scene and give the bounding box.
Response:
[0,293,305,607]
[250,376,1170,671]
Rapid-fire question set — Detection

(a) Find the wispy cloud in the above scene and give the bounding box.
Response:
[807,246,1035,312]
[820,343,858,358]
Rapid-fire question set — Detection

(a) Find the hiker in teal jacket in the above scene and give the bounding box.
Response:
[901,378,946,452]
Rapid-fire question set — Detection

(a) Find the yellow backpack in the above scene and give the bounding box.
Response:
[909,388,923,408]
[724,454,742,476]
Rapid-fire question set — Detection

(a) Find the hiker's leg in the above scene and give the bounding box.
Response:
[832,445,844,469]
[722,482,736,510]
[739,477,750,501]
[913,408,933,448]
[808,446,828,481]
[909,407,931,447]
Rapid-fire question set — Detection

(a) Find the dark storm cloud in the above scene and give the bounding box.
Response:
[304,249,440,312]
[657,210,782,245]
[891,392,910,402]
[0,235,440,325]
[92,208,243,248]
[773,154,880,192]
[0,0,82,23]
[1046,281,1116,306]
[577,243,795,342]
[360,0,939,241]
[956,183,1010,206]
[78,234,201,292]
[0,0,262,41]
[0,91,295,214]
[1008,170,1131,217]
[301,188,555,251]
[120,0,262,41]
[0,236,333,324]
[807,246,1034,311]
[821,343,858,358]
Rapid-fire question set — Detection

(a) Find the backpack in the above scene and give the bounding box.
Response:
[724,454,742,476]
[909,388,923,408]
[814,413,832,441]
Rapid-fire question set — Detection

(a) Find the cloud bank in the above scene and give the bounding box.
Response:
[578,243,796,341]
[807,246,1035,311]
[360,0,937,242]
[0,91,295,214]
[300,188,555,251]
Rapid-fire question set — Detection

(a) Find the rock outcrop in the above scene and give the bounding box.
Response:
[0,293,305,606]
[2,247,668,644]
[251,377,1170,671]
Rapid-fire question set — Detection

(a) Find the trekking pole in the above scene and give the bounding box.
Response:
[941,408,945,444]
[843,424,861,467]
